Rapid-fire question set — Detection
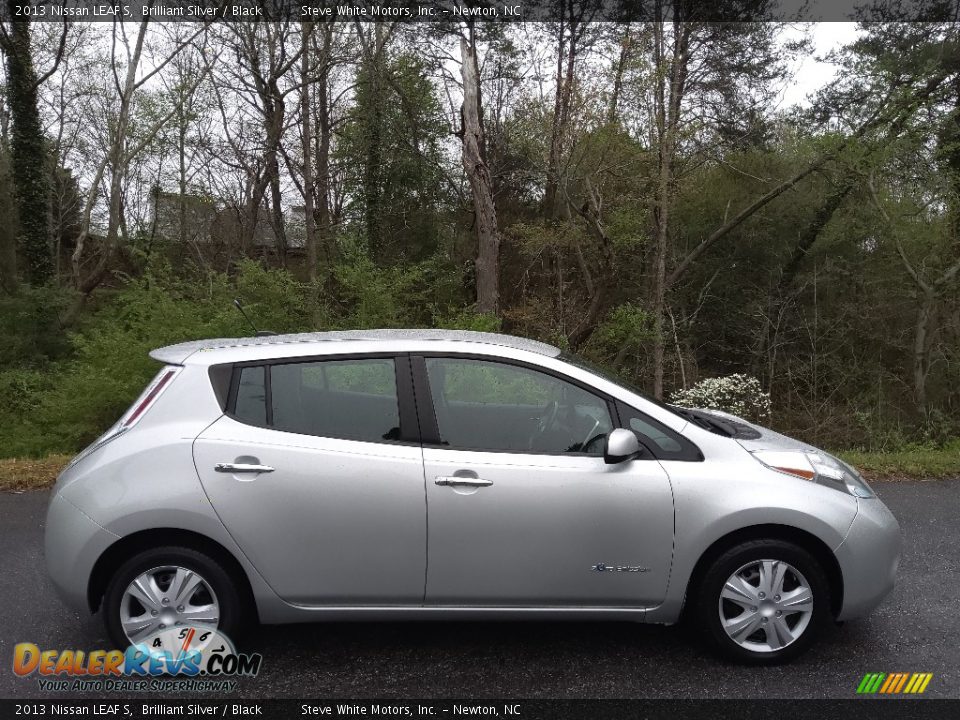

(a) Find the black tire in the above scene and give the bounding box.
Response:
[102,545,245,650]
[692,539,831,664]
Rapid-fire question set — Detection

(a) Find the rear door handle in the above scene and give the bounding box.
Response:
[215,463,275,474]
[435,476,493,487]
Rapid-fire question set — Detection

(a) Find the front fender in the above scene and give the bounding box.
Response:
[645,456,857,623]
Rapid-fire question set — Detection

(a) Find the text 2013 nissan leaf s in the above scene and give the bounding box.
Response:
[45,330,901,663]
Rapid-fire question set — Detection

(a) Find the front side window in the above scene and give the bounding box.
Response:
[231,358,401,443]
[616,401,702,462]
[425,357,612,455]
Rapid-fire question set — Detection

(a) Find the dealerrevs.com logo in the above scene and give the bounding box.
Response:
[13,626,262,692]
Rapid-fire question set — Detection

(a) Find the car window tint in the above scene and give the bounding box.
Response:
[629,416,683,453]
[425,357,612,455]
[234,366,266,426]
[270,358,400,443]
[617,401,701,461]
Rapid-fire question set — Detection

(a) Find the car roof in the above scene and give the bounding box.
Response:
[150,329,562,366]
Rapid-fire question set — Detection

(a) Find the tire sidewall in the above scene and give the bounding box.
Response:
[102,546,243,650]
[696,539,831,664]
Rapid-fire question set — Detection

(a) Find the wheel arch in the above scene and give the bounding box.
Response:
[682,524,843,619]
[87,528,259,622]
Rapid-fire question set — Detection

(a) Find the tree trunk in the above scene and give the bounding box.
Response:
[2,13,51,284]
[65,20,145,324]
[460,32,500,316]
[543,7,580,219]
[912,291,934,417]
[650,19,688,399]
[362,24,385,260]
[314,25,333,280]
[300,22,317,282]
[606,29,632,126]
[177,110,188,247]
[268,151,287,266]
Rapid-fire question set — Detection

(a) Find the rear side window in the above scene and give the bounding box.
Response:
[616,401,702,462]
[230,358,401,444]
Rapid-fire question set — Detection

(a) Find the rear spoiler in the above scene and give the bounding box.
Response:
[149,339,212,365]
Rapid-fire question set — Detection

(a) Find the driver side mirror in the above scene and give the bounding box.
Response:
[604,428,641,464]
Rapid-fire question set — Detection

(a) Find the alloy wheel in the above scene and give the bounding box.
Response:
[119,565,220,644]
[718,558,814,653]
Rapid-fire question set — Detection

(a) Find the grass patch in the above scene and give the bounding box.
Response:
[0,455,72,492]
[838,442,960,481]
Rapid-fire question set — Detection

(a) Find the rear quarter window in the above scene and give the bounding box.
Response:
[234,366,267,426]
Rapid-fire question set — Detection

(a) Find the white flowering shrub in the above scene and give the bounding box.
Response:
[669,374,771,424]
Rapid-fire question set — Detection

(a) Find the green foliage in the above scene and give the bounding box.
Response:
[0,285,72,365]
[4,21,52,284]
[838,439,960,480]
[338,51,451,262]
[5,21,960,460]
[0,251,476,457]
[433,309,502,333]
[580,304,656,381]
[0,149,20,291]
[0,261,316,457]
[588,304,656,355]
[332,243,433,328]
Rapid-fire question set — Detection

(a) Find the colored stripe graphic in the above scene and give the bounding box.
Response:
[893,673,909,693]
[857,673,885,694]
[879,674,897,693]
[856,672,932,694]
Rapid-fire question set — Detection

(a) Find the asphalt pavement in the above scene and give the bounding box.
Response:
[1,481,957,699]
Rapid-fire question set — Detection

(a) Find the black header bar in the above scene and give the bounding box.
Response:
[1,0,958,23]
[1,699,958,719]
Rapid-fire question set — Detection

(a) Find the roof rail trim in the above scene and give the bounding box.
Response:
[150,329,562,365]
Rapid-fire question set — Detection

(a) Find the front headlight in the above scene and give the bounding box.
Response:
[750,449,875,498]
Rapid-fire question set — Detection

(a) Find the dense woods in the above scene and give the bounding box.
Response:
[1,8,959,457]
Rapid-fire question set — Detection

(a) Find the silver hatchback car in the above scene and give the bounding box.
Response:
[45,330,900,663]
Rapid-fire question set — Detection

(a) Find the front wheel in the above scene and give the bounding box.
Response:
[693,539,831,664]
[102,546,245,650]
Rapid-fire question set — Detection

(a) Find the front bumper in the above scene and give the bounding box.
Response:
[44,493,119,614]
[834,497,902,620]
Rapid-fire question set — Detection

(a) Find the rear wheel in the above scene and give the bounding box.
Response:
[693,539,830,664]
[102,546,244,649]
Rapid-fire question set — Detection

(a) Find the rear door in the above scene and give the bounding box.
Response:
[416,355,675,607]
[193,354,426,605]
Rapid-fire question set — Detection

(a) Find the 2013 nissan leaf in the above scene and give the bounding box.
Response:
[44,330,901,663]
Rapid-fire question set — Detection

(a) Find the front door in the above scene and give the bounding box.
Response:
[417,355,675,607]
[193,355,426,605]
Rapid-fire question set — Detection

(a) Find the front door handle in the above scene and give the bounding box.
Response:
[215,463,275,474]
[435,476,493,487]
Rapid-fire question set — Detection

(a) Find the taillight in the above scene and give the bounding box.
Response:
[119,367,180,430]
[63,366,181,471]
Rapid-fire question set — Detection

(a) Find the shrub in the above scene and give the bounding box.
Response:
[670,374,772,424]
